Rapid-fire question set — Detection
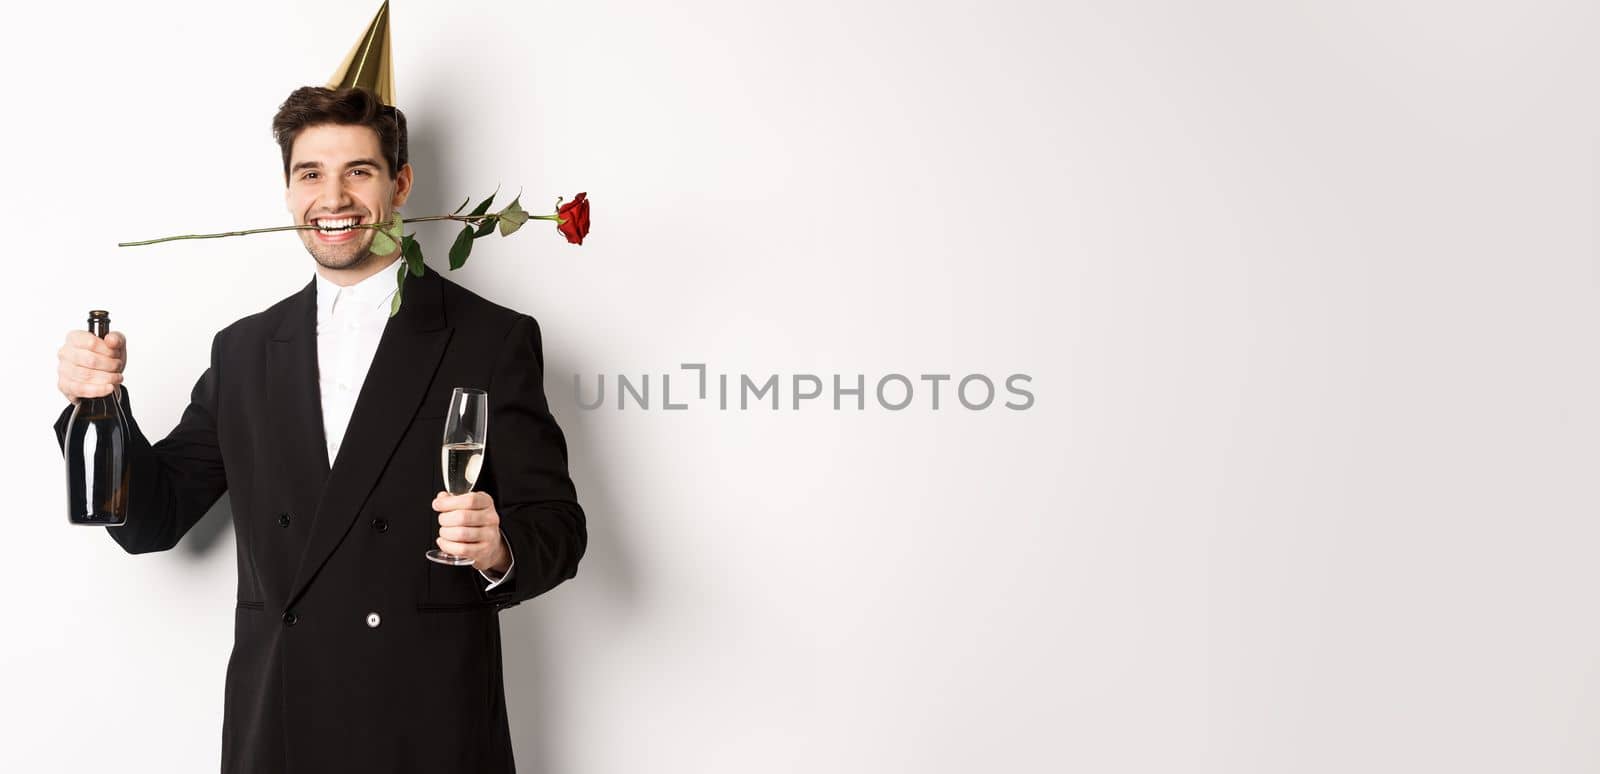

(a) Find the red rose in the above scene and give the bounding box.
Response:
[557,192,590,245]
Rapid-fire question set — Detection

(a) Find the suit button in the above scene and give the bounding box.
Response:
[282,610,298,625]
[371,518,389,533]
[366,611,381,628]
[277,513,291,528]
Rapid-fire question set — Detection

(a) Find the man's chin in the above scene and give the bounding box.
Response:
[302,239,375,269]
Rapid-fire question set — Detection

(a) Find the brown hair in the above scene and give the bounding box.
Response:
[271,86,408,184]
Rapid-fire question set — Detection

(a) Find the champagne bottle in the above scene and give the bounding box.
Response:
[63,310,131,526]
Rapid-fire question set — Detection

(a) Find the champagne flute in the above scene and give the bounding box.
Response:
[426,387,488,566]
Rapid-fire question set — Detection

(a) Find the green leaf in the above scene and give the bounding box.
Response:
[451,196,470,215]
[497,195,530,237]
[371,211,404,256]
[468,186,500,239]
[390,260,408,317]
[467,187,499,217]
[370,225,397,256]
[448,224,475,270]
[402,233,425,276]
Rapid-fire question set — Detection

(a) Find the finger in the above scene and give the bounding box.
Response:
[71,380,118,398]
[434,491,491,512]
[59,358,122,391]
[61,347,116,374]
[438,525,490,543]
[63,346,124,373]
[63,380,117,399]
[439,506,500,528]
[436,536,483,558]
[70,364,124,384]
[105,331,126,352]
[67,330,118,357]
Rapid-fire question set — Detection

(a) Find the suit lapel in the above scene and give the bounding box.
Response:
[266,277,331,498]
[268,264,453,609]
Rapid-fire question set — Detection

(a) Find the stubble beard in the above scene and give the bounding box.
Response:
[302,227,379,272]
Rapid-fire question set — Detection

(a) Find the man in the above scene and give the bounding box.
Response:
[50,81,586,771]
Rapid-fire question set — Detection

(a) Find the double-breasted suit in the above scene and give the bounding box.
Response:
[52,263,587,772]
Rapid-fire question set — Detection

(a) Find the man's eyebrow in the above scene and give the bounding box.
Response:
[289,158,383,174]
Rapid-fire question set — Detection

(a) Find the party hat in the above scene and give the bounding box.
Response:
[326,0,395,106]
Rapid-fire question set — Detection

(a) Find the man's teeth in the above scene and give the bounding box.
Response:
[315,217,358,231]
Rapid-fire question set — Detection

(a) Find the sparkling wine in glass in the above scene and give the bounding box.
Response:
[426,387,487,566]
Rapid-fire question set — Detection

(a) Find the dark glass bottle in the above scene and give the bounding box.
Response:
[64,310,131,526]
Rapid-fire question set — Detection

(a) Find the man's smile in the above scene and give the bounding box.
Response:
[308,214,369,244]
[313,227,360,244]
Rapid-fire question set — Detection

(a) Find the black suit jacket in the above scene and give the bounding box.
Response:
[52,264,586,773]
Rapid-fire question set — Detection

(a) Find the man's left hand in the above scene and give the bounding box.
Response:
[432,490,510,575]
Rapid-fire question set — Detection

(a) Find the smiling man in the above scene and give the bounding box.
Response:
[276,89,522,580]
[52,73,586,774]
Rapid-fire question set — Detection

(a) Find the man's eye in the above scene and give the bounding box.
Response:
[302,172,318,181]
[351,169,368,177]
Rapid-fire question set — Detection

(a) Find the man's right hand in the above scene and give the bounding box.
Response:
[57,329,126,405]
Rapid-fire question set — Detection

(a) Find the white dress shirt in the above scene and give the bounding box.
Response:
[314,255,513,589]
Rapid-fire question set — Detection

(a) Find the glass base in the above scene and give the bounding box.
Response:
[426,549,476,566]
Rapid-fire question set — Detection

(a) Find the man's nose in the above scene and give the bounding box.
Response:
[318,176,355,210]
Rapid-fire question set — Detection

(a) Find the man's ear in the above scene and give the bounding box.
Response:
[392,163,414,208]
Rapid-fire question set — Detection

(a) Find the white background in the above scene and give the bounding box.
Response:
[2,0,1597,771]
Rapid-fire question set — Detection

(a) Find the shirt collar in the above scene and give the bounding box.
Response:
[314,254,406,322]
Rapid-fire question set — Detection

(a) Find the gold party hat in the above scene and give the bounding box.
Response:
[326,0,395,106]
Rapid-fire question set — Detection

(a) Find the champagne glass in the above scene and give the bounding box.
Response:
[426,387,488,566]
